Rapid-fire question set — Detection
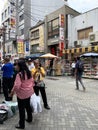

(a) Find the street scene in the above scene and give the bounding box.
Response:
[0,76,98,130]
[0,0,98,130]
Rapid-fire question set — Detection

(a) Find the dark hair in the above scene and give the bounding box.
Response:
[77,57,80,60]
[17,61,32,80]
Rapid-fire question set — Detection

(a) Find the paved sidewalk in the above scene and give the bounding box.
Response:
[0,76,98,130]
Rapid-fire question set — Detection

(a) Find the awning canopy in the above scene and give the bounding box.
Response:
[63,45,98,54]
[80,52,98,57]
[25,53,43,60]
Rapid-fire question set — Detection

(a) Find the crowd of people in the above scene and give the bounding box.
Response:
[0,56,86,129]
[0,57,50,129]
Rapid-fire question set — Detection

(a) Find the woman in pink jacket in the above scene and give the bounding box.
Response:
[10,60,34,129]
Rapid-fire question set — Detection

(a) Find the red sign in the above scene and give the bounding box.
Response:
[59,42,64,51]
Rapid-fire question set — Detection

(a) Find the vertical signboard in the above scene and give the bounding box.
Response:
[17,39,24,54]
[59,14,65,56]
[59,14,64,27]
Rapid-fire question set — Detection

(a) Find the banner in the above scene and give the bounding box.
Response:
[17,39,24,54]
[25,41,29,51]
[59,14,64,27]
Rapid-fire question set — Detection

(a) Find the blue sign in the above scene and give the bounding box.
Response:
[25,41,29,51]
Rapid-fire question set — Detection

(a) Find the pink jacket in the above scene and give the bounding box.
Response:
[12,73,34,99]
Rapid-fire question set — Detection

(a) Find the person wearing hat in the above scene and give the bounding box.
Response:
[27,58,35,71]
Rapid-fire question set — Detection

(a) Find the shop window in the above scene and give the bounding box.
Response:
[78,27,93,40]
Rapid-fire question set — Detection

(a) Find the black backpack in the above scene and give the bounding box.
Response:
[78,61,84,72]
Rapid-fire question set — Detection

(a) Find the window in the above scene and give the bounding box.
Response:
[48,18,59,39]
[8,6,10,15]
[20,28,24,35]
[31,30,39,39]
[78,27,93,40]
[31,44,39,53]
[2,13,4,21]
[5,9,7,18]
[19,14,24,22]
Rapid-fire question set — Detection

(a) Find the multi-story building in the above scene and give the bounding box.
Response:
[16,0,31,57]
[29,21,45,56]
[66,7,98,59]
[1,0,17,60]
[45,5,80,57]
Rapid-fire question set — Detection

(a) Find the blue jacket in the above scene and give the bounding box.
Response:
[2,63,13,78]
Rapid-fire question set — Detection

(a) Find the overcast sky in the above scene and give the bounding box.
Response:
[0,0,98,24]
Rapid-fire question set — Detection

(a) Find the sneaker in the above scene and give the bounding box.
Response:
[15,124,24,129]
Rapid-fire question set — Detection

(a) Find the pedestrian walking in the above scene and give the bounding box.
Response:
[71,61,76,76]
[10,61,34,129]
[75,57,85,91]
[31,60,50,110]
[1,57,14,101]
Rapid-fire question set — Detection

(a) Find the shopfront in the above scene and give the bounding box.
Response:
[63,45,98,79]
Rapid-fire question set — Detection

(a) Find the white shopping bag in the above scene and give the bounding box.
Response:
[30,93,42,114]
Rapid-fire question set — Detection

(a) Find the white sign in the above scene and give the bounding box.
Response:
[59,27,64,41]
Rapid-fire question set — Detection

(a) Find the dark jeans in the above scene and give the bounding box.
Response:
[17,97,32,128]
[34,86,48,107]
[76,74,85,89]
[2,77,13,101]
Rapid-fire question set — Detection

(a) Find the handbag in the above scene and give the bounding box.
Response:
[35,81,45,87]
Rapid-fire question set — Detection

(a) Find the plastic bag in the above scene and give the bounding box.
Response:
[30,93,42,114]
[0,109,8,124]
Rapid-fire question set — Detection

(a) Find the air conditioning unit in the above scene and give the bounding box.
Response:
[74,40,82,47]
[89,32,98,43]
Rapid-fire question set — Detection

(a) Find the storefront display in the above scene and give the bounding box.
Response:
[82,57,98,79]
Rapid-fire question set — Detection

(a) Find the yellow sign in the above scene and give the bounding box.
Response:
[71,48,74,53]
[17,40,24,54]
[88,46,92,52]
[82,47,85,53]
[76,48,79,53]
[94,46,98,51]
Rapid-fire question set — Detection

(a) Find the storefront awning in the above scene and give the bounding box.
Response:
[63,45,98,54]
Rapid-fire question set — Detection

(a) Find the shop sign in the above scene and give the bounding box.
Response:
[88,46,92,52]
[94,46,98,51]
[25,41,29,51]
[59,27,64,41]
[59,42,64,51]
[17,39,24,54]
[76,48,79,53]
[82,47,85,53]
[59,14,64,27]
[71,48,74,53]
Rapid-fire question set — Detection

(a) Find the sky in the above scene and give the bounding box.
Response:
[0,0,98,24]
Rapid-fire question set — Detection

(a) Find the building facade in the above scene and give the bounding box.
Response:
[66,7,98,60]
[1,0,17,60]
[29,21,45,55]
[45,5,80,57]
[16,0,31,57]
